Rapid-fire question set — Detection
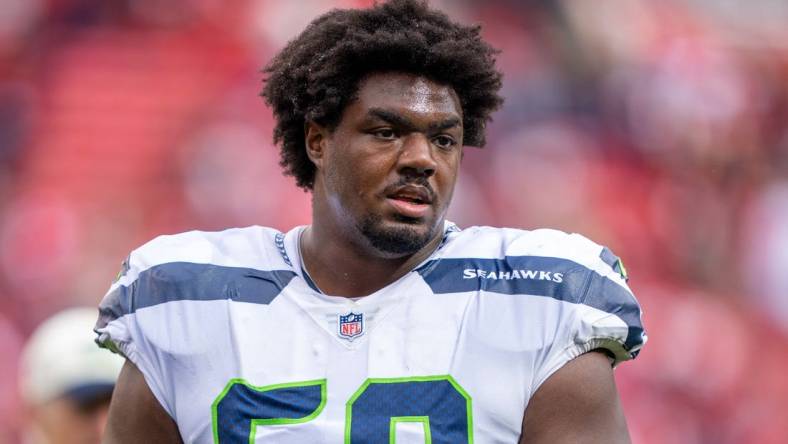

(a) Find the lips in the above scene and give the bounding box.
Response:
[385,185,433,218]
[388,186,432,205]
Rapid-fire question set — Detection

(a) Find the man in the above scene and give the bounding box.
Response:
[97,1,646,442]
[20,307,123,444]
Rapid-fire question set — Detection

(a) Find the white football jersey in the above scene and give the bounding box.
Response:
[96,222,645,443]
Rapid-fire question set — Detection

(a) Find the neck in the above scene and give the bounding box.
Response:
[300,217,443,298]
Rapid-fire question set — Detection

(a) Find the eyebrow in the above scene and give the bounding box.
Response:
[367,108,462,133]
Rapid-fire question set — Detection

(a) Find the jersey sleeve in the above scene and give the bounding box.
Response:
[524,231,646,393]
[94,245,176,417]
[94,227,292,420]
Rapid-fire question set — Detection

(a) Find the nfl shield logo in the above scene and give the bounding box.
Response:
[338,312,364,340]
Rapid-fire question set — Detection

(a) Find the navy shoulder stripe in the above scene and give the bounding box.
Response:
[97,262,296,328]
[418,256,644,351]
[600,247,628,281]
[417,256,586,297]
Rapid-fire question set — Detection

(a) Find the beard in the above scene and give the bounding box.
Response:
[357,213,438,256]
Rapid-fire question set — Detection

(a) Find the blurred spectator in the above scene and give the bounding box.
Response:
[0,311,23,443]
[18,308,123,444]
[743,179,788,331]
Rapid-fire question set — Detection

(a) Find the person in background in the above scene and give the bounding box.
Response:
[19,307,123,444]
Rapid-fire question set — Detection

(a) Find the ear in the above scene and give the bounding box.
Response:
[305,120,329,169]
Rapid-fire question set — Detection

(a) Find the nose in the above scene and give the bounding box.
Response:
[398,133,436,178]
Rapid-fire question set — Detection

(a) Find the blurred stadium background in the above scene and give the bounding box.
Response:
[1,0,787,442]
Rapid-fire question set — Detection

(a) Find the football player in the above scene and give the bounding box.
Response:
[97,1,645,442]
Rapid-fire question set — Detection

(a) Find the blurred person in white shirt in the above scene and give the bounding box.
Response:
[19,307,123,444]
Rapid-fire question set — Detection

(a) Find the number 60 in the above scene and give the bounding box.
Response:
[212,375,473,443]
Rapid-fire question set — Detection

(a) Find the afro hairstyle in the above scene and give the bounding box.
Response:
[262,0,504,190]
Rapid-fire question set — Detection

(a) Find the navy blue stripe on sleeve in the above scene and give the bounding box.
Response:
[97,262,296,328]
[599,247,619,270]
[417,256,644,353]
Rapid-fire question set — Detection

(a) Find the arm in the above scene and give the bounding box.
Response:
[103,360,184,444]
[519,350,630,444]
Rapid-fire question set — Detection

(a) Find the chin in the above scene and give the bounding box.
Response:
[357,213,438,256]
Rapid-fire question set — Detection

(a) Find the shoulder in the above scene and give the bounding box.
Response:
[98,226,295,334]
[117,226,287,281]
[429,225,645,364]
[443,226,626,282]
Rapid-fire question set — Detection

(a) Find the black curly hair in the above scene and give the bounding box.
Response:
[262,0,504,190]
